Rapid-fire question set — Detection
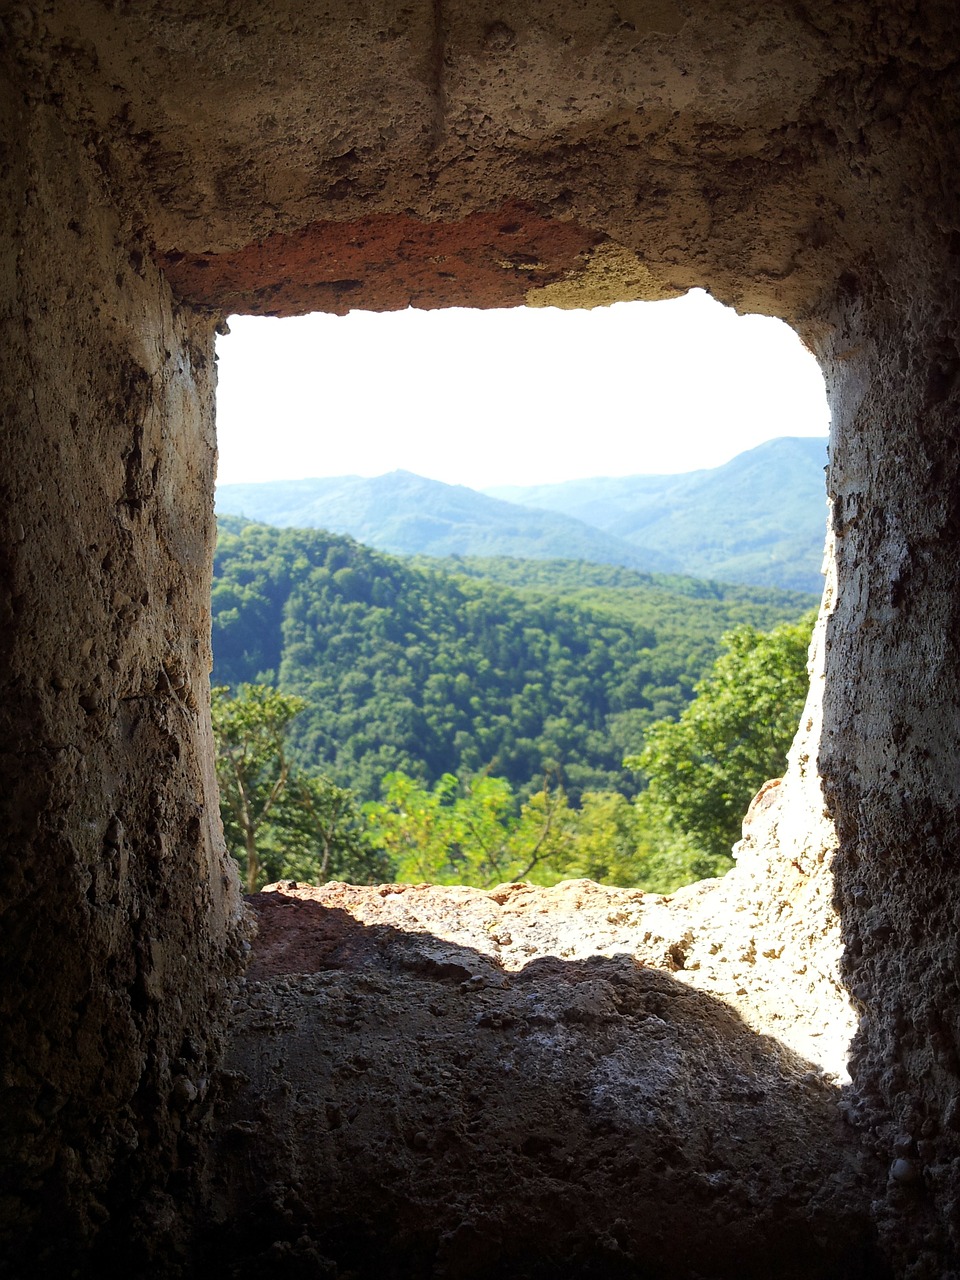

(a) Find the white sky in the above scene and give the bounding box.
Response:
[214,289,830,490]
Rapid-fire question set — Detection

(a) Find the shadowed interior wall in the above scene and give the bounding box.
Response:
[820,265,960,1271]
[1,48,245,1275]
[4,2,960,1275]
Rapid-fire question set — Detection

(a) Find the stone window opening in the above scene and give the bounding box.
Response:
[15,4,958,1268]
[209,298,830,885]
[207,297,851,1085]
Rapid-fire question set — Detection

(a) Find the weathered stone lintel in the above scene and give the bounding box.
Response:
[160,203,606,316]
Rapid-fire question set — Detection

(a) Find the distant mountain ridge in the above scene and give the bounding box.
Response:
[216,469,676,572]
[486,437,829,593]
[216,436,828,593]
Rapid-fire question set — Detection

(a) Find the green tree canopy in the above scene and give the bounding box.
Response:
[627,611,816,879]
[212,683,390,891]
[212,683,307,891]
[270,773,393,887]
[363,770,576,888]
[212,519,815,806]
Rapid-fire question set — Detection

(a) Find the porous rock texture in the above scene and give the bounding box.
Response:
[1,29,247,1279]
[209,598,877,1278]
[208,880,877,1280]
[5,1,960,1276]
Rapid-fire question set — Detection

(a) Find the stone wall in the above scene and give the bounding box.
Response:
[821,267,960,1273]
[4,2,960,1275]
[1,42,245,1276]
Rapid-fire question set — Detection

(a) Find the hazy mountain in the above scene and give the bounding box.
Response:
[216,437,829,593]
[487,437,828,593]
[216,469,677,572]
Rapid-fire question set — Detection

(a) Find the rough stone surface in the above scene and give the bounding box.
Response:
[208,879,882,1279]
[6,2,960,1275]
[30,0,910,319]
[1,36,245,1278]
[818,279,960,1276]
[160,203,605,316]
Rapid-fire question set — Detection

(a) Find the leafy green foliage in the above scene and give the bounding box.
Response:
[216,438,829,593]
[212,683,390,891]
[270,773,393,886]
[626,612,817,881]
[212,519,815,806]
[212,683,306,892]
[361,774,740,893]
[211,604,813,897]
[364,771,576,888]
[210,521,818,896]
[414,554,817,613]
[559,790,647,887]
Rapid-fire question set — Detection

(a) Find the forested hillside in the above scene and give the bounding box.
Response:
[212,517,816,805]
[488,436,828,592]
[215,469,671,571]
[414,555,814,622]
[216,437,828,593]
